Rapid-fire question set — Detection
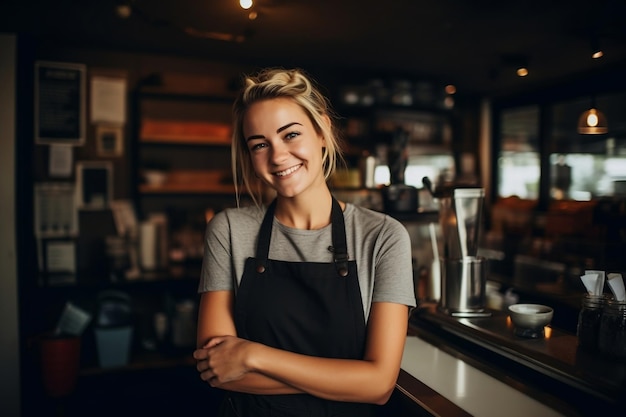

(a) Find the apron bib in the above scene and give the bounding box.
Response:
[224,198,375,417]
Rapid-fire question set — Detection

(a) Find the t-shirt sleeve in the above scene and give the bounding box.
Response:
[372,216,417,307]
[198,210,234,293]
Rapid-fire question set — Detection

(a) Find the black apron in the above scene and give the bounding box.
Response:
[221,198,375,417]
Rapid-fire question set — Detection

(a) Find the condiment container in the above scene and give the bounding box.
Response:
[598,299,626,359]
[576,294,606,352]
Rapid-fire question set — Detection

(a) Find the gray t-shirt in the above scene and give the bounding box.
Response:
[199,202,417,321]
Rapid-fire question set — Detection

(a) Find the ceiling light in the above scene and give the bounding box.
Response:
[591,36,604,59]
[240,0,253,10]
[516,66,529,77]
[591,49,604,59]
[115,3,132,19]
[577,107,608,134]
[445,84,456,95]
[500,54,530,78]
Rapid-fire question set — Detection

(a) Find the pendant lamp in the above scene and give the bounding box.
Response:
[577,97,608,135]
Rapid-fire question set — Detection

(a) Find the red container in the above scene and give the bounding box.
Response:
[39,335,81,398]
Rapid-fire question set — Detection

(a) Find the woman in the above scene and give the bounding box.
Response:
[193,68,416,416]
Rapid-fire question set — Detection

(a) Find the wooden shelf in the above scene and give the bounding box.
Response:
[140,169,235,194]
[140,118,231,146]
[140,183,236,194]
[80,351,195,376]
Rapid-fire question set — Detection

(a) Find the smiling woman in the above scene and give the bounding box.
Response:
[193,68,416,416]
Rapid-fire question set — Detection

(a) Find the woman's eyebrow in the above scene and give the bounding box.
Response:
[246,134,265,142]
[276,122,302,133]
[246,122,303,142]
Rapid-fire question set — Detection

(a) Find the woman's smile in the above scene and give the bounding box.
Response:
[274,164,302,177]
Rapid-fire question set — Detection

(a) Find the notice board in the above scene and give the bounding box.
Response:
[35,61,86,145]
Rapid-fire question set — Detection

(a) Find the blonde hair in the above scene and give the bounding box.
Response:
[231,68,344,207]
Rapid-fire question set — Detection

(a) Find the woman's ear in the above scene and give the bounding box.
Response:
[320,114,331,145]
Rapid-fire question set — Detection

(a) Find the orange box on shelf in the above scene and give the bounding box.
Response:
[140,119,232,145]
[139,169,235,194]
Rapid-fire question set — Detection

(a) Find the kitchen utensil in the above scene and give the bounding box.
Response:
[453,188,484,258]
[428,222,441,301]
[439,256,490,317]
[54,302,92,336]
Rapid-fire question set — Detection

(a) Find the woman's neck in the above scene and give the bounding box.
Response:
[274,188,335,230]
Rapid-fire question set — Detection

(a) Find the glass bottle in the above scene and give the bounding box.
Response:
[577,294,605,352]
[598,299,626,359]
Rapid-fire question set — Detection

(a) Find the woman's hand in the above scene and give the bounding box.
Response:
[194,335,256,387]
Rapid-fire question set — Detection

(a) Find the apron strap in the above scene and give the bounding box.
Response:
[330,197,349,277]
[255,199,277,273]
[254,197,349,277]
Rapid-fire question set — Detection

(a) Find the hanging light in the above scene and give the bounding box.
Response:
[516,66,529,77]
[240,0,253,9]
[590,34,604,59]
[577,101,608,134]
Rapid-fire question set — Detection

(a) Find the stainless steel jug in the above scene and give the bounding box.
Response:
[439,256,489,316]
[438,187,490,317]
[439,188,484,259]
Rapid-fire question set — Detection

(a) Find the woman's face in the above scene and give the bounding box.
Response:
[243,98,326,198]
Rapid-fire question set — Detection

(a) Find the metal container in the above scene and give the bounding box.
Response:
[439,256,490,317]
[439,188,485,259]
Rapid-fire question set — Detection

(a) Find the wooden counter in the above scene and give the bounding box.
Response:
[395,303,626,416]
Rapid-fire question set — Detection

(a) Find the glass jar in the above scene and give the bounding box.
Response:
[577,294,606,352]
[598,299,626,359]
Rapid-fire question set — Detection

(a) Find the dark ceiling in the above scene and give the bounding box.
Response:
[2,0,626,96]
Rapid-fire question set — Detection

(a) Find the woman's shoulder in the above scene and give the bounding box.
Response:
[207,204,265,232]
[346,203,405,231]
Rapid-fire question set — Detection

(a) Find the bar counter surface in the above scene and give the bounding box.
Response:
[397,303,626,416]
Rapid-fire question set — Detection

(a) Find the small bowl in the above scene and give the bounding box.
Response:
[508,304,553,330]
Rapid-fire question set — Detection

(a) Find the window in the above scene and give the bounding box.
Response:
[497,106,540,199]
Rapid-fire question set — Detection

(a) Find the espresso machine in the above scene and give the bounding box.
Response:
[425,178,490,317]
[382,128,418,213]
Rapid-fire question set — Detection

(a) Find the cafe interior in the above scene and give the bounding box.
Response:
[2,0,626,416]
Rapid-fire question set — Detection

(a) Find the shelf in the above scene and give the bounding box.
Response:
[139,170,235,194]
[140,118,231,146]
[139,169,235,195]
[79,350,195,376]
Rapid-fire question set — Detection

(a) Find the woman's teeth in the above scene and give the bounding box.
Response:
[275,165,301,177]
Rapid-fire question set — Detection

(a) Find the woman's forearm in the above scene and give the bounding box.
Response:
[202,302,408,405]
[218,372,303,395]
[249,345,397,404]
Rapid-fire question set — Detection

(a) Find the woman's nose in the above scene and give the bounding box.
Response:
[269,141,289,164]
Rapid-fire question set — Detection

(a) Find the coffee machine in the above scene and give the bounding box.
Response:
[381,128,419,213]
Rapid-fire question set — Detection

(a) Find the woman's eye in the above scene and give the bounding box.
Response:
[285,131,300,140]
[250,142,267,151]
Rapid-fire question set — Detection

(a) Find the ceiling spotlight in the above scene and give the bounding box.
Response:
[115,4,132,19]
[240,0,253,10]
[591,36,604,59]
[592,50,604,59]
[501,54,530,78]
